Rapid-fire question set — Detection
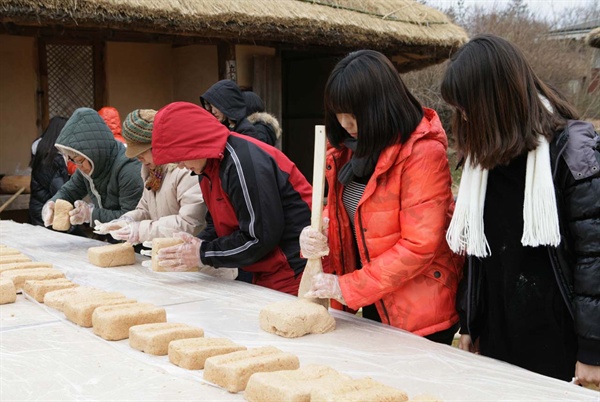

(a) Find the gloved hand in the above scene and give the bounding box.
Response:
[140,240,153,269]
[299,218,330,259]
[69,200,94,225]
[304,273,346,305]
[93,216,132,235]
[42,201,55,227]
[157,232,202,272]
[110,221,141,244]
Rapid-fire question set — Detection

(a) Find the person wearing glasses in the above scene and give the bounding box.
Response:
[199,80,263,143]
[41,107,144,230]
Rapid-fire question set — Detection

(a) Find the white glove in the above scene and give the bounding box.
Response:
[157,232,202,272]
[304,273,346,305]
[42,201,55,227]
[93,216,131,235]
[69,200,94,225]
[110,221,141,244]
[299,219,330,259]
[140,240,153,257]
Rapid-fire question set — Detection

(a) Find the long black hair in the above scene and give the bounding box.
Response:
[31,116,68,170]
[440,34,579,169]
[324,50,423,158]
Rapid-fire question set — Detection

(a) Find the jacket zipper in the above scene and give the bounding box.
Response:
[548,135,575,319]
[357,207,390,324]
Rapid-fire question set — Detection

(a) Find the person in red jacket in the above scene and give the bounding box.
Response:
[98,106,126,144]
[150,102,312,296]
[300,50,463,344]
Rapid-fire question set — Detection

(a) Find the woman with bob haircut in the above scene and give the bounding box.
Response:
[300,49,463,345]
[442,34,600,386]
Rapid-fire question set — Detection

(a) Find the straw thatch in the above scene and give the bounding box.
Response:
[0,0,467,70]
[587,27,600,48]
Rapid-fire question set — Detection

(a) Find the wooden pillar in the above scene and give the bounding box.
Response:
[217,42,237,81]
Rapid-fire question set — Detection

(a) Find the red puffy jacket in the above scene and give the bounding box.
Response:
[327,108,464,336]
[98,106,126,144]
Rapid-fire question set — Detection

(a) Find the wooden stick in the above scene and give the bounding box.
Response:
[298,126,329,307]
[0,187,26,214]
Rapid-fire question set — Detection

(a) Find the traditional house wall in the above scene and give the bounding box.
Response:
[235,45,276,89]
[0,35,37,175]
[106,42,173,116]
[173,44,219,103]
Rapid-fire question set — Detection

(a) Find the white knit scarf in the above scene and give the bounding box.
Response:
[446,135,561,258]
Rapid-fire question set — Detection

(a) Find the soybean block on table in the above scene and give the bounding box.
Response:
[44,286,117,311]
[92,302,167,341]
[0,268,65,291]
[203,346,300,393]
[0,262,53,274]
[88,242,136,267]
[245,364,352,402]
[64,296,137,327]
[129,322,204,356]
[310,377,408,402]
[0,278,17,304]
[0,254,31,265]
[52,199,73,232]
[169,337,247,370]
[259,299,336,338]
[22,278,77,302]
[0,246,21,256]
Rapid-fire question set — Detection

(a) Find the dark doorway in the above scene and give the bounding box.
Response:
[281,51,340,183]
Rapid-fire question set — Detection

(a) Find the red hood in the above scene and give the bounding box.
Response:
[152,102,230,166]
[98,106,122,137]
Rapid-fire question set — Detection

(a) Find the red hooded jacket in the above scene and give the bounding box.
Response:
[152,102,312,295]
[327,108,463,336]
[98,106,126,144]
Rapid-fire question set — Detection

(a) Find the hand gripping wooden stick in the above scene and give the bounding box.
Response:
[298,125,329,308]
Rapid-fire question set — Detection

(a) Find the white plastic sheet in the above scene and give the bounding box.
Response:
[1,220,598,401]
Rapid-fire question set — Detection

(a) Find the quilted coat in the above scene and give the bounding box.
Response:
[52,108,144,223]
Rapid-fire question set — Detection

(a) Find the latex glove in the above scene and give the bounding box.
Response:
[574,361,600,389]
[93,216,132,235]
[157,232,202,272]
[304,273,345,304]
[299,219,330,259]
[42,201,55,227]
[458,334,480,354]
[110,221,141,244]
[140,240,153,257]
[69,200,94,225]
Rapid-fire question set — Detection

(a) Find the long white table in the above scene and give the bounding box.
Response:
[1,220,598,401]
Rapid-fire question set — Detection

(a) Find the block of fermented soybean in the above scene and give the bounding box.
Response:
[203,346,299,393]
[0,247,21,256]
[169,337,247,370]
[245,364,352,402]
[0,255,31,264]
[151,238,197,272]
[129,322,204,355]
[44,286,109,311]
[22,278,77,302]
[64,296,137,327]
[259,299,336,338]
[0,262,53,274]
[88,243,135,267]
[52,199,73,231]
[0,268,65,290]
[310,377,408,402]
[0,278,17,304]
[92,303,167,341]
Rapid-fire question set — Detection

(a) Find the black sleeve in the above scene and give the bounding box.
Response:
[200,146,285,270]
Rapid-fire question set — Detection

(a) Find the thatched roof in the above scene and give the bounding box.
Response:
[587,27,600,48]
[0,0,467,71]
